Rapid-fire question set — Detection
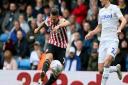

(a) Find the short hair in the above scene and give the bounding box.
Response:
[50,8,59,16]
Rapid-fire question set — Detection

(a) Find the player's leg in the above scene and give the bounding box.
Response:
[40,44,54,82]
[107,44,122,80]
[98,41,106,74]
[45,48,65,85]
[98,42,110,85]
[100,55,122,85]
[101,55,113,85]
[40,53,53,80]
[101,41,122,85]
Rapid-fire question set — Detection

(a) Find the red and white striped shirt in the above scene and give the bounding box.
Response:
[45,17,68,48]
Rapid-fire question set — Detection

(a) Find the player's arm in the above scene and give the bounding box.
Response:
[53,19,70,32]
[34,21,46,33]
[85,24,101,40]
[58,19,70,28]
[117,16,127,34]
[115,6,127,34]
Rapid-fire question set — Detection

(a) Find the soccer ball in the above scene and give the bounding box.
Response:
[50,60,63,76]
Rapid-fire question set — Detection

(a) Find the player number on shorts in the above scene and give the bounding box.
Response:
[111,48,116,55]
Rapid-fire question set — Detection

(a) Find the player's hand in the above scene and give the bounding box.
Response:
[53,25,60,32]
[117,29,122,35]
[85,31,94,40]
[34,28,39,33]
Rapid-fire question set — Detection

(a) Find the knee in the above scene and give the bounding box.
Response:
[104,55,113,67]
[46,53,53,62]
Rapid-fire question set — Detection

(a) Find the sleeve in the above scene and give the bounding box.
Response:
[98,11,102,25]
[44,18,49,26]
[115,6,123,19]
[59,18,66,23]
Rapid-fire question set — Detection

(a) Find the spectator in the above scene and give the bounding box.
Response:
[87,48,98,71]
[30,41,42,70]
[43,5,50,20]
[71,32,81,48]
[75,39,89,71]
[89,0,98,8]
[1,0,9,16]
[72,0,88,24]
[3,50,18,70]
[60,0,67,14]
[25,5,35,23]
[117,0,128,15]
[62,9,70,20]
[33,0,44,17]
[67,15,81,40]
[81,21,91,39]
[64,46,81,71]
[10,20,26,43]
[2,3,19,33]
[66,15,81,42]
[91,41,99,52]
[15,30,30,59]
[3,39,16,55]
[86,5,98,29]
[36,13,44,27]
[18,0,27,14]
[18,14,30,34]
[48,0,57,9]
[27,19,37,51]
[118,32,126,48]
[27,19,45,51]
[113,40,128,71]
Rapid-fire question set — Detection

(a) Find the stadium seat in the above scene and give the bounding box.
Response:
[17,58,31,70]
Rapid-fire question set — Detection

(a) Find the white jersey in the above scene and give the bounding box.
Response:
[98,4,123,41]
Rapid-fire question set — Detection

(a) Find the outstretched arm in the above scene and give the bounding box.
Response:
[85,24,101,40]
[34,21,46,33]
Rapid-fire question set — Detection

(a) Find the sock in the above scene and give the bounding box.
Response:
[101,67,110,85]
[42,59,50,73]
[109,66,117,73]
[45,74,58,85]
[40,59,50,81]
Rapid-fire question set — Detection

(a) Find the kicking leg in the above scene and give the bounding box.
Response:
[40,53,53,81]
[45,62,64,85]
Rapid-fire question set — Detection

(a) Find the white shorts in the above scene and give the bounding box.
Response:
[98,40,119,63]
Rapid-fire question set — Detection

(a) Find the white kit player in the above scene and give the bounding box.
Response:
[85,0,126,85]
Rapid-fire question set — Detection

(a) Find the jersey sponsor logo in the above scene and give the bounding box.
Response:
[101,14,112,20]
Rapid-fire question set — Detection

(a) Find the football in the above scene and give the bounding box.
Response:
[50,60,63,76]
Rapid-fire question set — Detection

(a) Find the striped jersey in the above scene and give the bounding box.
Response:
[44,16,68,48]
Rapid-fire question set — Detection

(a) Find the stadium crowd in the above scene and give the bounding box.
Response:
[0,0,128,71]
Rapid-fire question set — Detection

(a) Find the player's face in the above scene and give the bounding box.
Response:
[100,0,109,7]
[50,15,58,24]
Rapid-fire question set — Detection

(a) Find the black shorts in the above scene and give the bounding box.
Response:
[46,44,66,64]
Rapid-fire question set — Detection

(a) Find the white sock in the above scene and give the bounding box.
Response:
[109,66,117,73]
[101,67,109,85]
